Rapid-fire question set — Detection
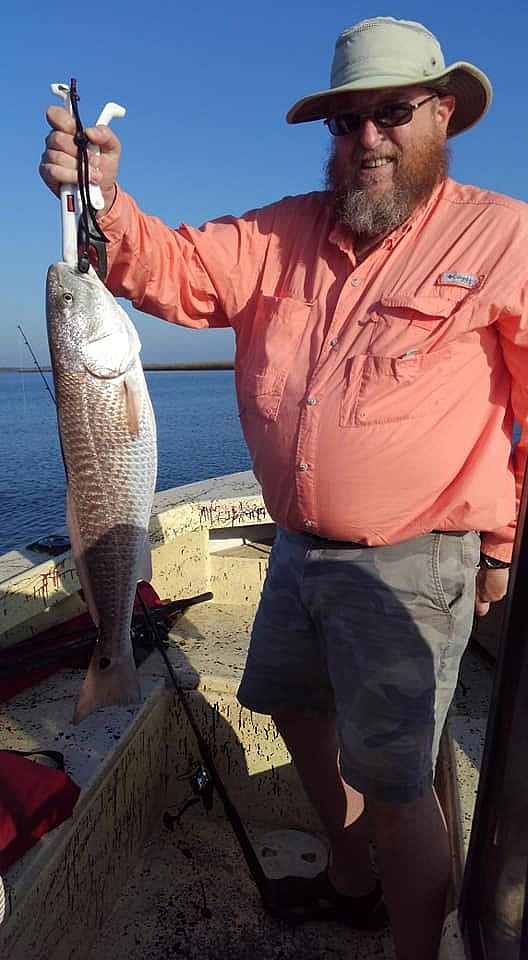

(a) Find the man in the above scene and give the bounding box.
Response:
[40,16,527,960]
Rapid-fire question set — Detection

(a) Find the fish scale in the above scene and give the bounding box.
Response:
[46,261,157,724]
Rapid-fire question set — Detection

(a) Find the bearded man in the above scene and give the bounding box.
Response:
[40,16,528,960]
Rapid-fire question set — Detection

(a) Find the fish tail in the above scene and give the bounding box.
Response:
[73,650,141,725]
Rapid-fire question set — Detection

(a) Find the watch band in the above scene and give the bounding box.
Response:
[480,552,511,570]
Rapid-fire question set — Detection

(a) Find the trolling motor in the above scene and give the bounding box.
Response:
[50,80,125,278]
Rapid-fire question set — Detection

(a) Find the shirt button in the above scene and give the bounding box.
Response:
[298,462,309,471]
[330,338,339,347]
[307,397,318,406]
[358,410,367,418]
[304,520,313,528]
[351,278,361,287]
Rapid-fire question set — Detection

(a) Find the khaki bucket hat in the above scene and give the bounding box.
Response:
[286,17,492,137]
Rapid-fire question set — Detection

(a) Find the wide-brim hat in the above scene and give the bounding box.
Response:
[286,17,492,137]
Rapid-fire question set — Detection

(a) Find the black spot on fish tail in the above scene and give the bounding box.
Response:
[73,650,141,724]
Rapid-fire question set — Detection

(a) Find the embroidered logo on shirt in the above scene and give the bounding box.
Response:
[438,271,479,289]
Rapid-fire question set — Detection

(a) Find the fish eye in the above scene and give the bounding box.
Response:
[63,292,73,303]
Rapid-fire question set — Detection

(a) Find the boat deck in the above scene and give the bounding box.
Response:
[86,631,493,960]
[0,472,496,960]
[88,602,399,960]
[0,604,493,960]
[89,808,395,960]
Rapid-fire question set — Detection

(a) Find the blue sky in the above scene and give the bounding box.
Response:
[1,0,527,365]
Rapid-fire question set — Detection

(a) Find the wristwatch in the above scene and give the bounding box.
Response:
[480,552,511,569]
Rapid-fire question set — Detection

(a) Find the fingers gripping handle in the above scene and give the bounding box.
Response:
[50,83,126,265]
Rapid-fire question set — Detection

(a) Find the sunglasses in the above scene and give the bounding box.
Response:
[325,94,439,137]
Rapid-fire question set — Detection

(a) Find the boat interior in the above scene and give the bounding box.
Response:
[0,472,512,959]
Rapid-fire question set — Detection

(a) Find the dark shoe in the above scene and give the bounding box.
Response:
[262,868,388,929]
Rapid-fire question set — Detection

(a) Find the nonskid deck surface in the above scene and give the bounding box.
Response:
[0,588,492,960]
[84,600,395,958]
[0,602,256,784]
[0,602,257,903]
[88,806,396,960]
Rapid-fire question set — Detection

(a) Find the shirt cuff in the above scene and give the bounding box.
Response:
[98,183,126,234]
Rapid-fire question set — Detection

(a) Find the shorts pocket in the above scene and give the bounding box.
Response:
[431,533,477,628]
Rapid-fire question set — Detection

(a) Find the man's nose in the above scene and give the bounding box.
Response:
[357,117,387,149]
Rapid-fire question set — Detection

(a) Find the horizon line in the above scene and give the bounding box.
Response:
[0,361,235,373]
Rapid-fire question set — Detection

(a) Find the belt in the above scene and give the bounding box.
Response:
[297,529,471,549]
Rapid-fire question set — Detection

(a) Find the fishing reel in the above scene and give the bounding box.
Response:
[162,764,214,829]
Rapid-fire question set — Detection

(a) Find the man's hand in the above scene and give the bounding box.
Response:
[39,106,122,216]
[475,566,510,617]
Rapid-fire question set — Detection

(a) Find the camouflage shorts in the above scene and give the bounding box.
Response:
[237,526,480,803]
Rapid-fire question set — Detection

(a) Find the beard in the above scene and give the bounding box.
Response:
[325,133,450,239]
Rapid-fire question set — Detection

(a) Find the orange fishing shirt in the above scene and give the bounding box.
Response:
[101,178,528,560]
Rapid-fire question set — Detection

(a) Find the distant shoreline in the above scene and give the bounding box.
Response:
[0,362,235,373]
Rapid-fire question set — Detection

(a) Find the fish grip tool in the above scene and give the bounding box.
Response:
[50,80,125,277]
[135,588,282,910]
[69,80,109,278]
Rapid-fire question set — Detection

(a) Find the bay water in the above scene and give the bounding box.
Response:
[0,370,251,556]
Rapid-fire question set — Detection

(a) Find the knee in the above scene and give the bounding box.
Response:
[366,788,437,838]
[272,711,335,738]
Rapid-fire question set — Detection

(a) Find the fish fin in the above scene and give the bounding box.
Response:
[73,649,141,725]
[137,531,152,583]
[66,490,100,627]
[124,377,143,437]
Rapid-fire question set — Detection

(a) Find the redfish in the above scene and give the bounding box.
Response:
[46,262,157,724]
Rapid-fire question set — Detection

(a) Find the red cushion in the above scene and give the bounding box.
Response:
[0,752,80,870]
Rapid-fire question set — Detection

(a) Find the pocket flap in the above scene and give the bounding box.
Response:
[378,293,474,330]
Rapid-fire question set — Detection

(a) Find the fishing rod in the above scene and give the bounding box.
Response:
[135,588,274,907]
[17,324,55,404]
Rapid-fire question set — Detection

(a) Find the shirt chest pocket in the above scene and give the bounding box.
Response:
[372,291,477,344]
[339,351,451,426]
[339,294,468,428]
[237,294,313,422]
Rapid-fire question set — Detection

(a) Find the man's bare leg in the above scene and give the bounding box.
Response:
[274,713,450,960]
[273,712,376,895]
[368,789,450,960]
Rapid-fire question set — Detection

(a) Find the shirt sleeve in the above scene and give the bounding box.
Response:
[98,186,266,330]
[484,299,528,560]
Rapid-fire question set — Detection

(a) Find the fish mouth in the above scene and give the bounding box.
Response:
[47,261,99,303]
[46,262,62,283]
[46,263,66,302]
[47,261,73,291]
[47,261,96,285]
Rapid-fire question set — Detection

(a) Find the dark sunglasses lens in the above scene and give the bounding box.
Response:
[376,103,413,127]
[327,103,413,137]
[328,114,360,136]
[328,102,415,136]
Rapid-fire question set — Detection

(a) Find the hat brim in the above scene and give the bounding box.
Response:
[286,61,492,137]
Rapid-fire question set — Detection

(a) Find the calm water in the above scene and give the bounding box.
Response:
[0,370,251,556]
